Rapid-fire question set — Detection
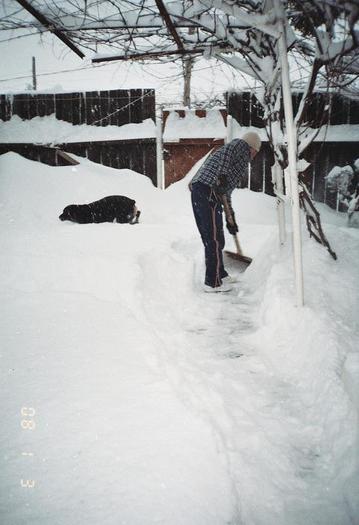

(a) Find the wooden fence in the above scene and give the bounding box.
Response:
[227,91,359,205]
[0,139,157,183]
[2,89,358,200]
[0,89,155,125]
[0,89,157,184]
[227,91,359,127]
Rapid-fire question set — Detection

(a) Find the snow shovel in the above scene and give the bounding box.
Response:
[221,196,252,268]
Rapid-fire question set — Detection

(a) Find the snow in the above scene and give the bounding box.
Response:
[299,124,359,143]
[316,31,357,63]
[325,165,354,193]
[1,111,358,150]
[231,122,359,144]
[1,151,359,525]
[0,115,156,145]
[163,109,226,141]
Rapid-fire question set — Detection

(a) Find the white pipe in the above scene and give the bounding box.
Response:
[226,113,233,144]
[156,107,164,189]
[277,3,304,306]
[273,161,286,245]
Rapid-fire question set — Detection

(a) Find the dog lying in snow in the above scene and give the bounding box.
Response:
[59,195,140,224]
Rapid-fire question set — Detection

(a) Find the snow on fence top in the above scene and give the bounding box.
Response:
[161,107,359,143]
[1,90,358,146]
[0,88,156,145]
[0,115,156,144]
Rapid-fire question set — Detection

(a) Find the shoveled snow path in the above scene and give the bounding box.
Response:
[137,232,359,525]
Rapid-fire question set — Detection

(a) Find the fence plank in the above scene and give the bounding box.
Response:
[329,93,344,125]
[132,145,140,173]
[144,142,157,185]
[343,94,351,125]
[55,93,64,121]
[108,90,120,126]
[37,94,55,117]
[85,91,101,125]
[117,141,130,169]
[71,92,81,125]
[129,89,143,124]
[79,91,86,124]
[12,94,31,120]
[349,97,359,124]
[5,95,12,120]
[28,94,38,119]
[98,90,110,126]
[63,93,74,123]
[240,92,250,126]
[0,95,6,121]
[118,91,131,126]
[250,94,265,128]
[143,89,156,121]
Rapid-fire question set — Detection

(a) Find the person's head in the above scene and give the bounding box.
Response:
[242,132,261,160]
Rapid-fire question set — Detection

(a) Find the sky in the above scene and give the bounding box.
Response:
[0,28,253,106]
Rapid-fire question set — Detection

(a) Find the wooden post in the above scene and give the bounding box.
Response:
[32,57,37,91]
[183,56,192,107]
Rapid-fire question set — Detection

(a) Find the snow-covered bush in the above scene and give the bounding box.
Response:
[325,160,359,225]
[325,165,354,196]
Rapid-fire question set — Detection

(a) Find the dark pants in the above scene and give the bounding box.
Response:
[191,182,228,287]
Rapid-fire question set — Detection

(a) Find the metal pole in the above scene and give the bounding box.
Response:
[273,161,286,245]
[226,113,233,144]
[277,3,304,306]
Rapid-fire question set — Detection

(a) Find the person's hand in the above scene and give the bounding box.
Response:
[226,217,238,235]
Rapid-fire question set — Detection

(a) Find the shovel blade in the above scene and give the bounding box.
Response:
[224,250,252,271]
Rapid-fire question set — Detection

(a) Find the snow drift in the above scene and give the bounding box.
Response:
[0,152,358,525]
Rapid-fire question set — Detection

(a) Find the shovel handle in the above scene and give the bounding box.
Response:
[233,233,244,256]
[221,195,243,256]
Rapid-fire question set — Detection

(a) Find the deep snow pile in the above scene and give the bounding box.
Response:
[0,152,358,525]
[0,115,156,144]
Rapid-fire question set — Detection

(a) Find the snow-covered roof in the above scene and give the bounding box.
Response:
[163,110,226,141]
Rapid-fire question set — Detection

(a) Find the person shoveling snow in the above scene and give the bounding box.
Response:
[189,132,261,292]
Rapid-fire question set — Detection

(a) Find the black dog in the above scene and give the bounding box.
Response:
[59,195,140,224]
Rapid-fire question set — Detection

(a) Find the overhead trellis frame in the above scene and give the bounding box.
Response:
[92,47,210,63]
[155,0,184,51]
[16,0,85,58]
[11,1,254,62]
